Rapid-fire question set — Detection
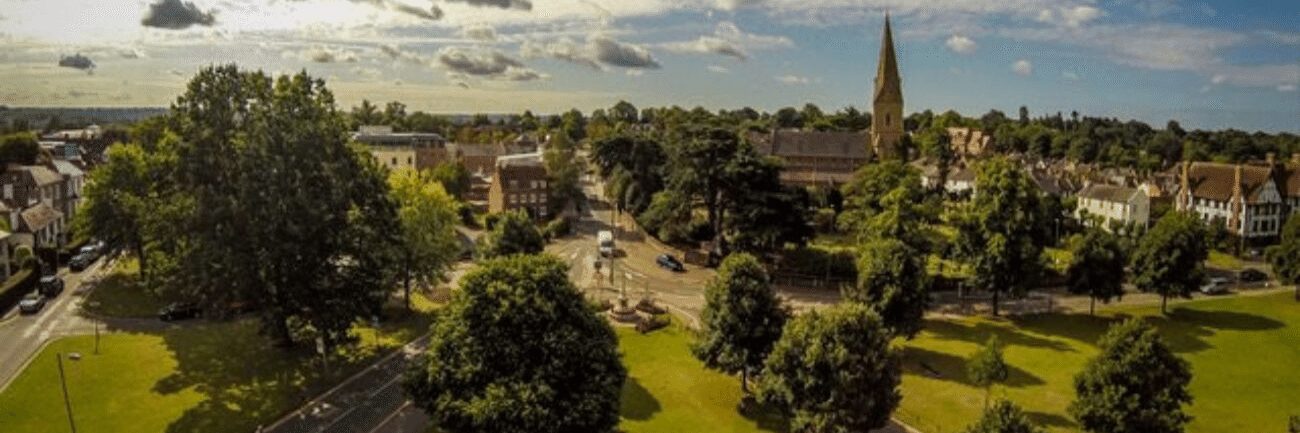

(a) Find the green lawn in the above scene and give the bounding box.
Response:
[617,320,787,433]
[896,291,1300,433]
[1207,250,1244,271]
[0,299,438,433]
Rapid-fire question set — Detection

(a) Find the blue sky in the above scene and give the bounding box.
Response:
[0,0,1296,131]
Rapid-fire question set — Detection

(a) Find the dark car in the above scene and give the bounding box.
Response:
[1239,269,1268,282]
[39,276,64,297]
[656,254,685,272]
[18,292,46,314]
[159,302,202,322]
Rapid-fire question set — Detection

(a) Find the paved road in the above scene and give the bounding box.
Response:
[0,258,112,391]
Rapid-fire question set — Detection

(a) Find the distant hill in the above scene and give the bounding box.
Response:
[0,106,169,128]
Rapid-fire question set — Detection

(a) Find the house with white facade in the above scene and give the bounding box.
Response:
[1076,183,1150,231]
[1175,161,1285,239]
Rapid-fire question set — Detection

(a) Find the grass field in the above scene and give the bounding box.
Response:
[83,257,175,318]
[614,292,1300,433]
[895,291,1300,433]
[0,297,439,433]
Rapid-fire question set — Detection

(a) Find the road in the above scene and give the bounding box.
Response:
[0,258,112,391]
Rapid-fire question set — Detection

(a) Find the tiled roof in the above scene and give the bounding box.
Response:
[748,130,870,159]
[50,160,84,178]
[8,165,63,187]
[1280,164,1300,198]
[1183,162,1275,203]
[1079,184,1141,203]
[20,203,62,232]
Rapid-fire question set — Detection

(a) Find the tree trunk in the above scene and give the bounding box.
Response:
[1090,296,1096,316]
[740,369,749,394]
[1161,292,1168,315]
[992,290,1000,316]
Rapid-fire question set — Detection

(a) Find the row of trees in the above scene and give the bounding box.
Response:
[80,66,462,350]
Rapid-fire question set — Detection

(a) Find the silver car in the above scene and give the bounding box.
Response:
[18,292,46,314]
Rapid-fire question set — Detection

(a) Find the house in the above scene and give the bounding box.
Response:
[947,127,991,161]
[746,130,871,187]
[1175,160,1285,239]
[488,153,549,218]
[1076,183,1150,230]
[452,143,504,176]
[1279,154,1300,218]
[0,165,66,249]
[352,125,449,172]
[48,159,84,232]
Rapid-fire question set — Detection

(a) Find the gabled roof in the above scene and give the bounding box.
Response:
[7,165,63,187]
[1183,162,1276,204]
[50,160,84,178]
[19,203,62,232]
[748,130,870,159]
[1280,164,1300,199]
[1079,184,1142,203]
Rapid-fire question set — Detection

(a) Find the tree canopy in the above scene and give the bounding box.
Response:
[478,209,545,258]
[389,168,461,310]
[1130,211,1208,314]
[759,303,901,433]
[967,335,1010,408]
[1066,229,1128,315]
[964,400,1044,433]
[403,254,625,433]
[954,157,1049,315]
[846,237,929,338]
[1070,319,1193,433]
[1267,214,1300,287]
[0,132,40,165]
[693,253,788,393]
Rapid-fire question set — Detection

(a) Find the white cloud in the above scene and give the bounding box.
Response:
[707,65,730,74]
[1279,84,1297,92]
[1211,74,1227,84]
[462,24,497,41]
[775,74,809,85]
[944,35,977,54]
[661,21,793,61]
[1259,30,1300,46]
[1012,59,1033,76]
[522,34,660,70]
[1062,71,1079,81]
[302,45,359,63]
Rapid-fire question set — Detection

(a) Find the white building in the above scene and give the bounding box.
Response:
[1176,161,1285,238]
[1076,183,1150,231]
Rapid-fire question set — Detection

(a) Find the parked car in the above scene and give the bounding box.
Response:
[159,302,203,322]
[656,254,685,272]
[1239,269,1268,282]
[69,253,95,272]
[39,276,64,297]
[18,292,46,314]
[1199,277,1230,295]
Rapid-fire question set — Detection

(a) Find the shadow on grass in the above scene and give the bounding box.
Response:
[900,347,1045,388]
[738,398,791,433]
[924,319,1075,352]
[620,376,662,421]
[1025,410,1075,430]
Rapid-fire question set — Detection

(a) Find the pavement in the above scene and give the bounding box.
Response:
[0,258,113,392]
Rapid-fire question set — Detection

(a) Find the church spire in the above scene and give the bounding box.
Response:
[874,12,902,104]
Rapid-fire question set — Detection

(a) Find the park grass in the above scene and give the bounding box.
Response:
[0,294,439,433]
[617,320,787,433]
[1206,250,1244,271]
[895,291,1300,433]
[83,257,175,318]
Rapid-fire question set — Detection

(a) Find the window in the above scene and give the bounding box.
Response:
[391,157,397,166]
[407,157,413,165]
[3,184,11,200]
[509,180,518,189]
[509,194,518,204]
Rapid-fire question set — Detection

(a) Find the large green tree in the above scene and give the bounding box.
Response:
[403,255,625,433]
[477,209,545,258]
[0,132,40,165]
[171,66,402,347]
[542,127,583,214]
[954,157,1049,315]
[1066,229,1128,315]
[1130,211,1208,314]
[693,253,788,394]
[1267,214,1300,295]
[759,303,902,433]
[846,236,929,338]
[669,127,740,254]
[964,400,1043,433]
[589,132,666,215]
[77,140,175,284]
[1070,319,1193,433]
[389,168,461,310]
[838,160,925,237]
[428,161,472,200]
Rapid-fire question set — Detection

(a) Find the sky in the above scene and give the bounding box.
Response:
[0,0,1297,132]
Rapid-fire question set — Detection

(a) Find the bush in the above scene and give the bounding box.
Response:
[458,203,478,227]
[775,246,858,280]
[588,298,612,313]
[13,245,35,270]
[636,313,671,334]
[543,217,572,240]
[812,208,838,233]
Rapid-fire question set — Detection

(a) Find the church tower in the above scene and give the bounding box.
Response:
[871,13,903,160]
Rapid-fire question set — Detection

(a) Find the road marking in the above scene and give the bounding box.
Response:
[367,401,414,433]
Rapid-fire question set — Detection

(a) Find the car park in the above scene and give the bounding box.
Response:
[18,292,46,314]
[39,276,64,297]
[656,254,685,272]
[159,302,203,322]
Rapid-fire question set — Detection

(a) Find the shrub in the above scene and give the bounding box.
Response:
[543,217,572,240]
[636,313,670,334]
[812,208,838,233]
[635,298,666,315]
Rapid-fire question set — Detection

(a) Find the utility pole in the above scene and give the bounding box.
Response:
[57,353,78,433]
